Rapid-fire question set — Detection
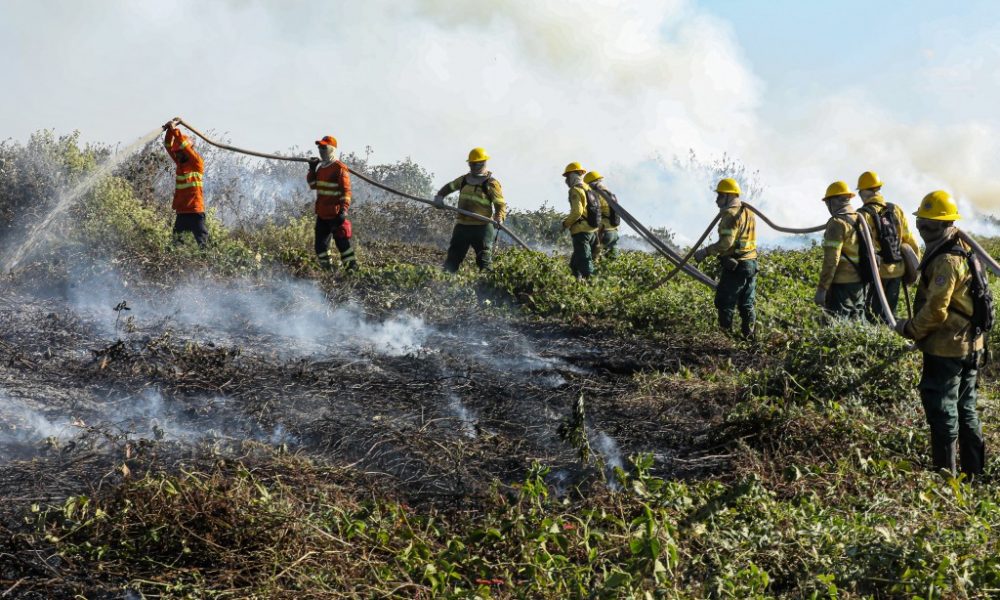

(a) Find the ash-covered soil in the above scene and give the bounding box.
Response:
[0,269,742,531]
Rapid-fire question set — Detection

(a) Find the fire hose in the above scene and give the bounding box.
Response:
[171,118,1000,299]
[601,194,718,289]
[171,118,533,251]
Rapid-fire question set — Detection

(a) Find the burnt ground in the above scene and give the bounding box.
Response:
[0,270,750,538]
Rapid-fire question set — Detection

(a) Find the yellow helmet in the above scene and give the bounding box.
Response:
[467,147,490,163]
[914,190,961,221]
[715,178,741,195]
[563,161,586,176]
[584,171,603,184]
[822,181,855,201]
[857,171,883,191]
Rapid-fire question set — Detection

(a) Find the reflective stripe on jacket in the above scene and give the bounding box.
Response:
[164,126,205,214]
[705,203,757,260]
[438,173,506,225]
[307,161,352,220]
[819,213,863,288]
[907,237,985,357]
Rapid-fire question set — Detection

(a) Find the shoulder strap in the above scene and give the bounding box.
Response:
[919,236,963,286]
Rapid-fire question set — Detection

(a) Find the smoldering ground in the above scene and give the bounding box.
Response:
[0,254,741,514]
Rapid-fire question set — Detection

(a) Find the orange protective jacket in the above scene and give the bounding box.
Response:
[307,161,352,220]
[164,126,205,214]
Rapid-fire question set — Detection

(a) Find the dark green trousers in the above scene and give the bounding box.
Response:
[570,232,596,278]
[919,351,986,475]
[825,282,868,320]
[600,230,619,260]
[444,223,495,273]
[866,276,902,324]
[715,259,757,337]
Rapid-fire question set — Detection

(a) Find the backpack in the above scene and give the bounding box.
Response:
[582,187,602,228]
[921,237,995,338]
[859,203,904,264]
[835,214,877,284]
[601,190,622,227]
[463,174,497,203]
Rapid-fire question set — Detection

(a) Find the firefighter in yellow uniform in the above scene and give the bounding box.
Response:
[693,178,758,339]
[815,181,868,319]
[433,148,507,272]
[583,171,620,260]
[894,191,986,476]
[856,170,920,322]
[561,162,599,278]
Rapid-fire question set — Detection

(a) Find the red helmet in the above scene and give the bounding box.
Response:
[315,135,338,148]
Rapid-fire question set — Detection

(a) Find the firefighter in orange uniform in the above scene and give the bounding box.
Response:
[163,119,207,247]
[307,135,356,271]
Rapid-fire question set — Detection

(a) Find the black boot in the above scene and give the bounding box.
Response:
[959,435,986,477]
[931,438,957,475]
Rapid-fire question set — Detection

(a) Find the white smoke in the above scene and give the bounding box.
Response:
[0,392,77,444]
[2,1,998,247]
[64,267,428,357]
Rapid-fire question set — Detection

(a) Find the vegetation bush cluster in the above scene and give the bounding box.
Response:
[5,132,1000,598]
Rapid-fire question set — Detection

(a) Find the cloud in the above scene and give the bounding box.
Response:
[1,0,998,245]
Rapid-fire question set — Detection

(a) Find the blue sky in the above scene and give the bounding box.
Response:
[701,0,1000,125]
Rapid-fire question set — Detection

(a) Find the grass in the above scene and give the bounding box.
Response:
[4,132,1000,598]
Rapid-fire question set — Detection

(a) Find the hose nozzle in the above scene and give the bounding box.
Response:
[162,117,182,131]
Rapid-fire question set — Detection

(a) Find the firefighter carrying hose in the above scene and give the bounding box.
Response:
[894,191,989,477]
[561,162,599,279]
[815,181,868,319]
[856,171,920,322]
[433,147,507,272]
[583,171,621,261]
[694,178,758,339]
[163,119,207,248]
[308,135,356,271]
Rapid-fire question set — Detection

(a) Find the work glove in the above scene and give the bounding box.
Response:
[813,287,827,307]
[333,210,347,226]
[893,318,911,338]
[433,195,446,209]
[308,157,320,172]
[692,248,708,263]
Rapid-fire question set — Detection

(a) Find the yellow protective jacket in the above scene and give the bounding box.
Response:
[858,194,920,280]
[905,236,985,358]
[563,184,599,235]
[437,173,507,226]
[819,212,863,288]
[704,202,757,260]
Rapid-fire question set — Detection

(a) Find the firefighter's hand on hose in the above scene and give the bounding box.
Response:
[893,318,912,338]
[433,195,446,209]
[332,211,347,226]
[813,287,827,307]
[308,157,320,172]
[162,120,176,131]
[692,248,708,263]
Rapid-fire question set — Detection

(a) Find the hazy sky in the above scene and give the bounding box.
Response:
[3,0,999,240]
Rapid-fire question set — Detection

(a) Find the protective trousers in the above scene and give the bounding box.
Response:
[315,217,356,271]
[919,351,986,476]
[598,230,619,260]
[715,259,757,338]
[444,223,495,273]
[173,212,208,248]
[825,282,867,320]
[570,231,596,279]
[866,276,902,324]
